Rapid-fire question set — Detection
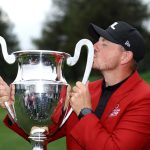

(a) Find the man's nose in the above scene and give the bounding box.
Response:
[93,42,100,52]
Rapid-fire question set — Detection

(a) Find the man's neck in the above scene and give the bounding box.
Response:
[102,69,134,87]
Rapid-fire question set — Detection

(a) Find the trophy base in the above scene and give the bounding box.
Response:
[29,128,47,150]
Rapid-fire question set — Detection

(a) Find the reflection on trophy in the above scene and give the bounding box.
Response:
[0,36,94,150]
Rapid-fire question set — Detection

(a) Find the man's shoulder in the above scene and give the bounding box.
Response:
[126,71,150,92]
[127,77,150,104]
[136,79,150,94]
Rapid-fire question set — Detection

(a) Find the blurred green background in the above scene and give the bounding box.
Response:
[0,72,150,150]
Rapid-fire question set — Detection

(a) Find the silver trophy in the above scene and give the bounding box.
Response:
[0,36,94,150]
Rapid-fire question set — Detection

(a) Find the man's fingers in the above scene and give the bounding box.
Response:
[63,85,71,111]
[0,77,8,87]
[85,81,89,87]
[10,84,15,90]
[8,84,15,102]
[67,84,71,92]
[76,81,83,87]
[0,97,9,108]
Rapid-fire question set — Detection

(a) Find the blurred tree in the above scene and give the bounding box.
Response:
[0,8,19,83]
[33,0,150,81]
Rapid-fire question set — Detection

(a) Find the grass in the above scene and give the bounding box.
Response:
[0,109,66,150]
[0,71,150,150]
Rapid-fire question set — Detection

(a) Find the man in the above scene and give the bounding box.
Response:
[1,21,150,149]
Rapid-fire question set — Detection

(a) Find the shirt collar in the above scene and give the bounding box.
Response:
[102,72,134,91]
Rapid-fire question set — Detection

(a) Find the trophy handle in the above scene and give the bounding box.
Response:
[0,36,16,64]
[60,39,94,127]
[67,39,94,84]
[4,101,16,122]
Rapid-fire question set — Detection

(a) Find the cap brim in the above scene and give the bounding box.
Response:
[88,23,117,43]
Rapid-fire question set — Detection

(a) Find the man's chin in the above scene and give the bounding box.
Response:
[92,66,104,73]
[92,66,100,71]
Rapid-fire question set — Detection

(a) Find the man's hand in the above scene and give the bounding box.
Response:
[10,84,15,104]
[70,81,92,116]
[63,84,71,111]
[0,77,15,108]
[0,76,11,108]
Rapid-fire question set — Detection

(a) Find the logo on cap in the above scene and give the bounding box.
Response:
[125,40,130,47]
[110,22,118,30]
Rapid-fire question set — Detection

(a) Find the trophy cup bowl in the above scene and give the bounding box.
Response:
[0,36,94,150]
[7,50,70,150]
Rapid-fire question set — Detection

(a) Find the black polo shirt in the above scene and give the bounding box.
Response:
[95,78,128,118]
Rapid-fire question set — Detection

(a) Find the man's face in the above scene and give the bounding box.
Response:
[92,37,124,71]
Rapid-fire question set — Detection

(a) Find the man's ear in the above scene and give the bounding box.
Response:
[120,51,133,64]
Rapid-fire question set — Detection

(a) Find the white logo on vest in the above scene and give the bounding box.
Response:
[109,104,120,117]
